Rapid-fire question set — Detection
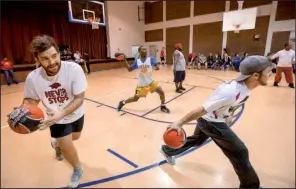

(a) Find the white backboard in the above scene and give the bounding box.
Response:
[223,7,257,32]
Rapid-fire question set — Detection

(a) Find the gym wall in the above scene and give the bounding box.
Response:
[106,1,145,58]
[144,0,296,64]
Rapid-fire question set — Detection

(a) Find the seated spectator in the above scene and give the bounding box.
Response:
[222,53,231,71]
[74,51,84,64]
[211,53,222,70]
[241,52,248,62]
[60,49,67,61]
[188,52,197,69]
[1,57,18,86]
[197,54,208,70]
[65,48,74,62]
[232,53,241,72]
[207,53,214,68]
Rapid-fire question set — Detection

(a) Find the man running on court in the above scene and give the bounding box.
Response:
[8,35,87,188]
[117,46,170,113]
[160,56,273,188]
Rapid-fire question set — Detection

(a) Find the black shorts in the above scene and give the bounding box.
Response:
[50,115,84,138]
[161,57,165,61]
[174,71,186,83]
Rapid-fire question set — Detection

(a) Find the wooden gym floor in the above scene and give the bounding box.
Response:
[1,67,295,188]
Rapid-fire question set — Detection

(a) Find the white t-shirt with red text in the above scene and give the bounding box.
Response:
[202,80,249,123]
[24,61,87,124]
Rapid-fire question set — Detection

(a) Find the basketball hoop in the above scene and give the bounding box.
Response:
[88,17,100,30]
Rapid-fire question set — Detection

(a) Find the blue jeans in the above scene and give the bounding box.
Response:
[3,69,18,85]
[223,61,229,71]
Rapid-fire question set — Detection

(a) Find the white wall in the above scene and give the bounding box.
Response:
[144,42,165,62]
[106,1,145,58]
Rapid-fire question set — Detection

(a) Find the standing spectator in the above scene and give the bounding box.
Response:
[160,47,166,65]
[84,51,90,74]
[172,43,186,93]
[270,42,295,88]
[1,57,18,86]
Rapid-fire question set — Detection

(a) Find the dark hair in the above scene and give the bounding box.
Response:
[138,46,143,52]
[30,35,59,57]
[285,42,290,47]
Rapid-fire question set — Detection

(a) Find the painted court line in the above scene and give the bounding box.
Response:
[140,86,196,117]
[89,98,197,125]
[60,104,245,188]
[107,149,139,168]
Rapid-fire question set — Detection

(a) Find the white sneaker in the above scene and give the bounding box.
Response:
[159,146,175,165]
[69,167,83,188]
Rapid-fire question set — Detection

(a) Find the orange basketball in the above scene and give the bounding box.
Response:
[114,52,125,61]
[163,128,187,149]
[8,104,44,134]
[115,55,125,61]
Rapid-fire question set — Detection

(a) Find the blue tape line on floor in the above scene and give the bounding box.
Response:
[59,102,245,188]
[107,149,138,168]
[141,86,196,117]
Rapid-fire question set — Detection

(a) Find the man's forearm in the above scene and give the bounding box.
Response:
[60,96,84,118]
[124,59,133,72]
[22,98,40,106]
[176,106,207,125]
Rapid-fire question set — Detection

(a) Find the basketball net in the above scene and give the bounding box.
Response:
[88,17,100,30]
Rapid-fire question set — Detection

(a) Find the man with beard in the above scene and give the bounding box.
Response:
[9,35,87,188]
[160,56,273,188]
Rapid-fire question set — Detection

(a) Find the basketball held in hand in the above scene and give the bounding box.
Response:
[115,53,126,61]
[163,128,187,149]
[7,104,44,134]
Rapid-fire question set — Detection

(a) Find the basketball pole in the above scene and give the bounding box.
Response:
[238,1,244,10]
[235,0,244,34]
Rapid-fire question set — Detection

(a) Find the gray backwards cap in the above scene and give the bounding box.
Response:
[235,55,272,82]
